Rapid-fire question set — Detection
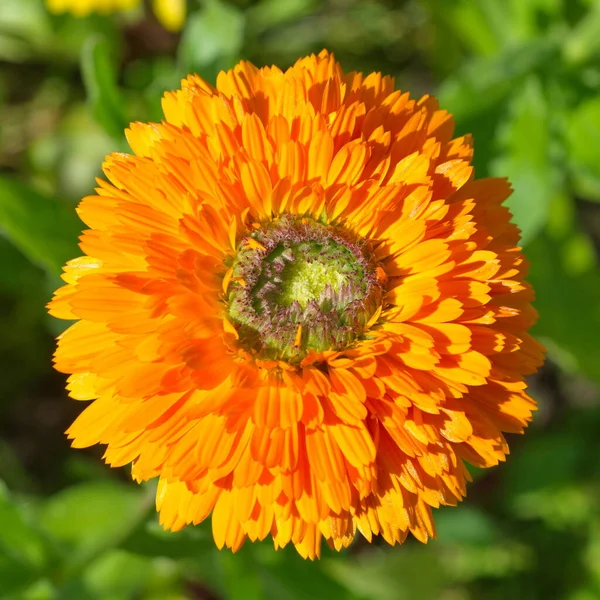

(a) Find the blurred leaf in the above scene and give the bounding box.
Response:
[566,96,600,201]
[0,236,57,399]
[46,578,93,600]
[0,482,48,573]
[0,0,118,63]
[257,545,360,600]
[504,434,585,496]
[217,550,264,600]
[491,75,554,244]
[56,106,118,199]
[179,0,244,77]
[0,439,34,491]
[138,556,184,600]
[39,481,149,574]
[0,0,48,38]
[81,550,155,600]
[247,0,318,34]
[438,35,560,123]
[326,546,444,600]
[81,36,128,140]
[564,2,600,65]
[526,195,600,382]
[121,519,213,560]
[125,56,184,123]
[584,519,600,592]
[0,236,43,295]
[440,540,533,582]
[435,505,499,546]
[512,484,595,529]
[182,539,361,600]
[15,578,57,600]
[433,0,510,56]
[62,455,114,485]
[570,589,600,600]
[29,103,119,201]
[0,176,80,274]
[50,14,119,63]
[465,463,489,482]
[0,483,55,598]
[0,556,42,599]
[507,0,564,41]
[0,0,51,61]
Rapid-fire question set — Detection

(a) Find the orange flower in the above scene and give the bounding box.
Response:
[49,51,544,559]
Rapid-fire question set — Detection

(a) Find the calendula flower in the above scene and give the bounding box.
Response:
[49,51,544,559]
[46,0,186,32]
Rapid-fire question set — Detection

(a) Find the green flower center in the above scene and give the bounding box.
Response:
[226,215,384,363]
[277,249,349,308]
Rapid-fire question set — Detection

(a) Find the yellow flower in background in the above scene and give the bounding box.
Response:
[46,0,139,17]
[152,0,186,32]
[49,51,544,559]
[46,0,186,32]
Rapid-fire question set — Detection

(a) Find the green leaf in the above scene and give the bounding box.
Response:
[50,14,120,64]
[507,0,564,41]
[0,0,52,61]
[176,537,360,600]
[81,36,128,140]
[564,2,600,65]
[435,505,499,546]
[438,36,560,123]
[566,96,600,201]
[326,546,445,600]
[0,176,80,274]
[0,482,49,573]
[39,481,150,574]
[0,437,35,492]
[526,194,600,382]
[179,0,245,79]
[80,550,155,600]
[445,0,511,56]
[12,578,57,600]
[504,434,585,496]
[217,550,265,600]
[491,75,554,244]
[256,544,359,600]
[0,556,42,598]
[511,484,595,529]
[121,519,213,560]
[246,0,318,35]
[439,540,532,582]
[0,483,56,598]
[54,105,119,200]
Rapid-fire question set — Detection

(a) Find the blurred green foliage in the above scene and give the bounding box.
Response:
[1,0,600,598]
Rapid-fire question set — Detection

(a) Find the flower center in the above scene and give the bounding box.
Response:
[226,215,385,363]
[276,247,352,308]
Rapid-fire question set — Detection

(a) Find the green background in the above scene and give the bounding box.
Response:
[1,0,600,598]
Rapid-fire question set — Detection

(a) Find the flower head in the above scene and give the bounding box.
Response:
[49,51,544,559]
[46,0,185,32]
